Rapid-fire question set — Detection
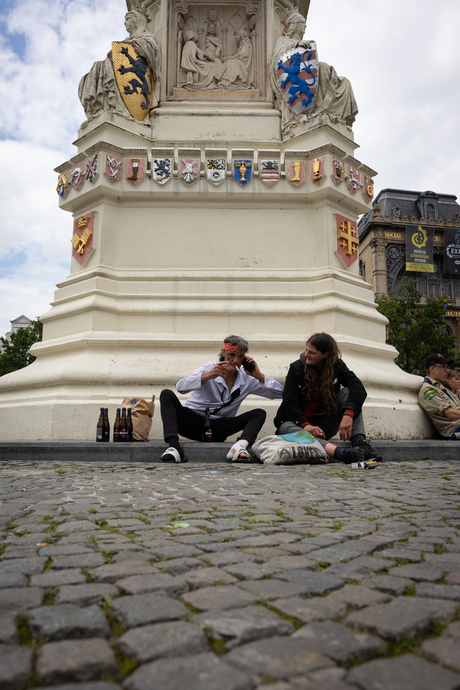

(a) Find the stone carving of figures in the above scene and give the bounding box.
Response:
[270,10,358,138]
[219,29,254,89]
[78,9,161,122]
[205,23,222,61]
[181,30,224,89]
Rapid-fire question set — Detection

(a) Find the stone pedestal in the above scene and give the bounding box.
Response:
[0,0,430,441]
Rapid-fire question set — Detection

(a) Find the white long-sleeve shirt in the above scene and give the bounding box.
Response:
[176,361,284,419]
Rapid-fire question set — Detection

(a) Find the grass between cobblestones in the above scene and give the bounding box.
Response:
[0,458,459,687]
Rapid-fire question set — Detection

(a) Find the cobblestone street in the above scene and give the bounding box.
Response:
[0,457,459,690]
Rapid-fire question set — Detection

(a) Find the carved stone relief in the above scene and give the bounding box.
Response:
[168,1,265,100]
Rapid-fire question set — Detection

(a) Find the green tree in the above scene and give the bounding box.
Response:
[0,319,43,377]
[376,281,458,374]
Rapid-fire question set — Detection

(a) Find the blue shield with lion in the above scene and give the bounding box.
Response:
[275,42,318,117]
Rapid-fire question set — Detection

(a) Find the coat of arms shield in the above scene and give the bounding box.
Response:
[260,160,280,187]
[349,166,360,194]
[71,165,83,191]
[56,171,70,197]
[287,160,306,187]
[207,159,226,186]
[152,158,172,185]
[332,158,345,185]
[180,159,200,185]
[234,160,252,187]
[71,214,94,266]
[112,42,154,122]
[105,155,122,183]
[126,158,145,186]
[363,176,374,202]
[85,154,98,183]
[275,43,318,117]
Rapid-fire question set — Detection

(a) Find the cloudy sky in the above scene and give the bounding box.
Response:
[1,0,459,337]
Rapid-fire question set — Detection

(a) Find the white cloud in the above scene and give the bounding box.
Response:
[1,0,459,336]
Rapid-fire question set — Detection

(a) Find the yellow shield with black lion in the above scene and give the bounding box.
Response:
[112,42,154,121]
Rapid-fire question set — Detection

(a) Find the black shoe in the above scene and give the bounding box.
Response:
[356,439,383,462]
[342,446,366,465]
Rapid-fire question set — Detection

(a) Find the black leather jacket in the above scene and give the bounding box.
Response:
[274,354,367,429]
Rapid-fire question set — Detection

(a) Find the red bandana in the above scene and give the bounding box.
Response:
[222,343,244,354]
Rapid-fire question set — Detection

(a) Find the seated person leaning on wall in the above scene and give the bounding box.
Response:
[419,354,460,440]
[446,369,460,401]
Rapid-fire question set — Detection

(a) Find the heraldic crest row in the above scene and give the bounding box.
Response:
[56,145,374,200]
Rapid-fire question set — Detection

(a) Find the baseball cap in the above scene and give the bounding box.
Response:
[425,353,454,369]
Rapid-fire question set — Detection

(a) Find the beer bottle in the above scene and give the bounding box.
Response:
[120,408,128,442]
[113,408,121,442]
[202,408,212,442]
[103,408,110,442]
[127,408,134,442]
[96,408,104,442]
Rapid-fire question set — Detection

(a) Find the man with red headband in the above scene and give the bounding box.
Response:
[159,335,283,462]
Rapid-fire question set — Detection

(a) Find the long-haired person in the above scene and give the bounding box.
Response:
[160,335,283,463]
[274,333,382,463]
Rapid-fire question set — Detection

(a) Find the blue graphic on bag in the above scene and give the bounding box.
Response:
[280,431,316,444]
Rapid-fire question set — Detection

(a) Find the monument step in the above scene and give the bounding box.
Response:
[0,440,455,464]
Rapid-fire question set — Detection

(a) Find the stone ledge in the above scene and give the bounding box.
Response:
[0,440,456,464]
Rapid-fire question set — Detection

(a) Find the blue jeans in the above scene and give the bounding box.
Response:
[276,388,365,448]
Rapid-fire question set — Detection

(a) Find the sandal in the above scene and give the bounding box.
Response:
[226,444,254,463]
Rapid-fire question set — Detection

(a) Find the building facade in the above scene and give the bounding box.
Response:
[358,189,460,347]
[1,316,33,350]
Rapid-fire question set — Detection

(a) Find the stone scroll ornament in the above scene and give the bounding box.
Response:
[71,214,94,266]
[275,43,318,118]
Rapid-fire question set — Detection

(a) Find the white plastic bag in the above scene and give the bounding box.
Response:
[253,431,328,465]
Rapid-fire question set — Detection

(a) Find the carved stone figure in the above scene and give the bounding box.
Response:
[78,9,161,122]
[180,30,223,89]
[270,10,358,138]
[220,29,254,89]
[205,23,223,61]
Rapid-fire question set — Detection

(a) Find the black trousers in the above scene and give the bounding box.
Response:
[160,389,266,445]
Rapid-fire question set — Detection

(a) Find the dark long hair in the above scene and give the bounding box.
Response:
[303,333,341,415]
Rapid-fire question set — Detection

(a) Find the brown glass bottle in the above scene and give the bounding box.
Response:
[103,408,110,442]
[119,408,128,442]
[127,408,134,442]
[202,408,212,442]
[113,408,121,442]
[96,408,104,442]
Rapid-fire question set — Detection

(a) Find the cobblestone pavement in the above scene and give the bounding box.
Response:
[0,458,460,690]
